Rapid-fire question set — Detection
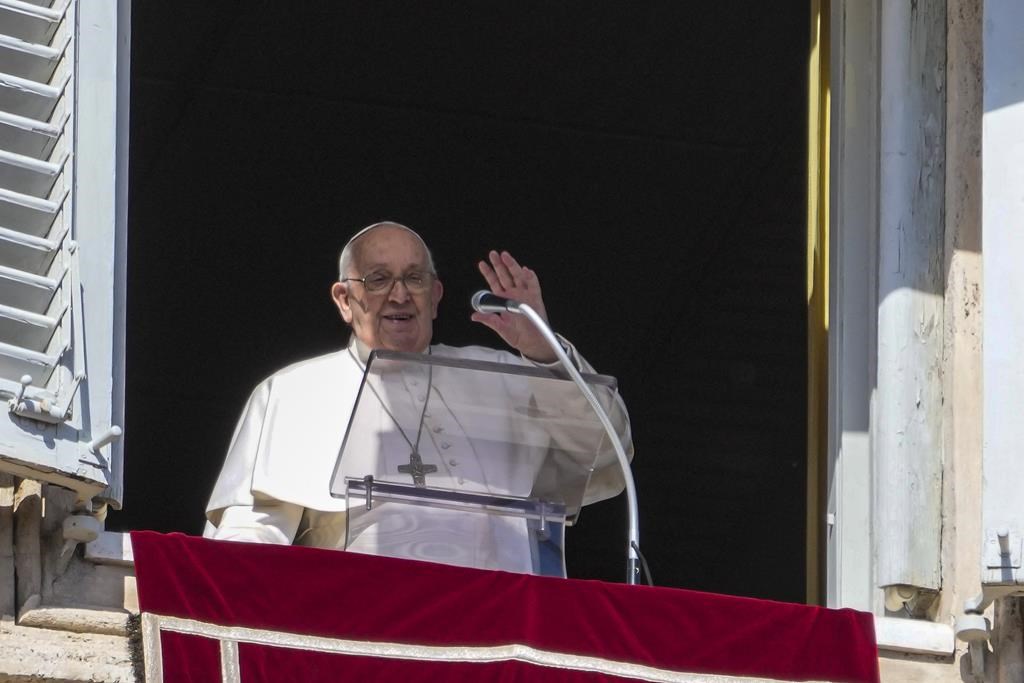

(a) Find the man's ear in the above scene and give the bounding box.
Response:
[330,282,353,323]
[431,278,443,319]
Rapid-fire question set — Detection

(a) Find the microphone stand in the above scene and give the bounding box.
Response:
[508,302,641,585]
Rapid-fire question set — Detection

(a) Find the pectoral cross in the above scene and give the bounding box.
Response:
[398,450,437,488]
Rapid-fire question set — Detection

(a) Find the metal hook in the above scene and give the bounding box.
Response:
[88,425,122,454]
[9,375,32,411]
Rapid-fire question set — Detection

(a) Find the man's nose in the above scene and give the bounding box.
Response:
[388,278,411,302]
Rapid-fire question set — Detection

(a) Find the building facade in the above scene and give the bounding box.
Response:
[2,1,1022,681]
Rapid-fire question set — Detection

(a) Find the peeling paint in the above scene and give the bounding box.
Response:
[876,0,947,594]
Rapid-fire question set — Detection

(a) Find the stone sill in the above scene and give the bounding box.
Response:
[85,530,134,566]
[875,616,956,657]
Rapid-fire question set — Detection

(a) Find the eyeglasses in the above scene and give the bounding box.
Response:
[342,270,435,294]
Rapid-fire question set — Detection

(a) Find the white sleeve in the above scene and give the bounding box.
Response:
[523,333,584,371]
[205,380,272,524]
[525,336,635,505]
[203,502,303,545]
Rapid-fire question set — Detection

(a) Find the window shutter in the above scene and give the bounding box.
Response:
[0,0,128,506]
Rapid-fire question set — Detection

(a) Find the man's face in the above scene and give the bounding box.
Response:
[331,225,443,353]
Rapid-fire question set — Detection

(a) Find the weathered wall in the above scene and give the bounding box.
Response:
[0,480,135,683]
[876,0,985,680]
[876,0,987,679]
[937,0,983,635]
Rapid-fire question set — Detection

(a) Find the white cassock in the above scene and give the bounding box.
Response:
[204,337,633,575]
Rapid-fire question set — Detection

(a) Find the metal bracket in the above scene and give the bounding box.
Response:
[7,373,86,425]
[984,528,1022,569]
[536,500,549,541]
[882,584,938,617]
[957,584,1024,683]
[55,510,103,577]
[363,475,374,510]
[957,612,991,682]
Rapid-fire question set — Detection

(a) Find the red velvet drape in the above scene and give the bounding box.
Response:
[132,531,879,682]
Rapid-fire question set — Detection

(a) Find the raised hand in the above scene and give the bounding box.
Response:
[471,250,557,363]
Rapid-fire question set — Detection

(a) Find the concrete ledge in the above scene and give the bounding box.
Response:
[0,620,134,682]
[875,616,956,657]
[18,606,131,637]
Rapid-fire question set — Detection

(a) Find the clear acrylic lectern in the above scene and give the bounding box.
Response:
[329,350,624,577]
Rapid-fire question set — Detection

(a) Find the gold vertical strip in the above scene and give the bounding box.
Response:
[805,0,830,606]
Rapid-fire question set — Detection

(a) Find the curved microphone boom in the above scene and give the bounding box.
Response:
[468,290,643,585]
[471,290,522,314]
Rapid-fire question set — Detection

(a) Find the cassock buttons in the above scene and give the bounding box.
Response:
[432,426,443,433]
[448,458,457,466]
[441,442,451,450]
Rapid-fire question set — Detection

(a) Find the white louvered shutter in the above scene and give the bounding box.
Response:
[0,0,128,505]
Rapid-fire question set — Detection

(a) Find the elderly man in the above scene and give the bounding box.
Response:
[204,221,632,574]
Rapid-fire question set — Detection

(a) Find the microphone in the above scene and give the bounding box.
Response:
[470,288,642,584]
[471,290,522,314]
